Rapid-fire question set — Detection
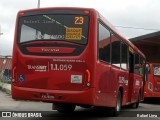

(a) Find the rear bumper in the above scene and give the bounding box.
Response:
[11,85,95,105]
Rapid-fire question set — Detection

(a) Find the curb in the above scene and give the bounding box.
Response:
[0,81,11,95]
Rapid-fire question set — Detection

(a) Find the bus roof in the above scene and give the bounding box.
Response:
[18,7,96,15]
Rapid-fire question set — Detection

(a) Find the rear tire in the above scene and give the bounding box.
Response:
[132,93,141,108]
[112,91,122,116]
[52,103,75,113]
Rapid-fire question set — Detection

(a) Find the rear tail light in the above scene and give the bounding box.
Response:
[12,66,16,83]
[85,69,91,87]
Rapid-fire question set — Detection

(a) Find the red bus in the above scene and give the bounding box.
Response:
[12,7,146,115]
[144,63,160,98]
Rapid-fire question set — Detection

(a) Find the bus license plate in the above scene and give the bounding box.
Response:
[71,75,82,84]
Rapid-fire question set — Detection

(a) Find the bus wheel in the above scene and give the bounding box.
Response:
[52,103,75,113]
[112,91,122,116]
[132,93,141,108]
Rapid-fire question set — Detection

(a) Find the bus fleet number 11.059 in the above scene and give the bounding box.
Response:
[50,64,72,71]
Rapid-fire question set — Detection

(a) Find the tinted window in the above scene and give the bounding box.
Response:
[134,53,140,74]
[111,34,121,67]
[121,41,128,70]
[19,15,89,44]
[140,57,145,76]
[98,23,110,63]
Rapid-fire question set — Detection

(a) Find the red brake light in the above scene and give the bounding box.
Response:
[86,69,91,86]
[12,66,16,82]
[84,10,89,14]
[19,12,25,16]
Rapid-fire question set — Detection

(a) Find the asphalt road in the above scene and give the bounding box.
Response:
[0,91,160,120]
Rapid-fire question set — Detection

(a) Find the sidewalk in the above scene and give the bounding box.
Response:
[0,81,11,95]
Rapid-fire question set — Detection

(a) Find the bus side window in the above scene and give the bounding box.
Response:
[98,22,111,63]
[145,63,150,82]
[121,41,128,70]
[139,57,144,76]
[134,53,140,75]
[111,34,121,67]
[146,64,150,73]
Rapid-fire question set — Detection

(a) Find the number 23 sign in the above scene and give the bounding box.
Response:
[75,17,84,25]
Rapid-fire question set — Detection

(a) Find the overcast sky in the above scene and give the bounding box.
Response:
[0,0,160,55]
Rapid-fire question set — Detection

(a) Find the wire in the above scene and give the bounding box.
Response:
[114,25,160,31]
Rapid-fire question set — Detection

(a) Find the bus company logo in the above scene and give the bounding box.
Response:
[41,48,60,52]
[27,65,47,72]
[119,77,128,86]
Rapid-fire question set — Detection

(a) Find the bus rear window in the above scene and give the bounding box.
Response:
[154,66,160,76]
[18,14,89,44]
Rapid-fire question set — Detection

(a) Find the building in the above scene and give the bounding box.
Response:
[0,56,12,81]
[130,31,160,62]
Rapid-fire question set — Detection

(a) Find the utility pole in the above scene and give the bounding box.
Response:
[38,0,40,8]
